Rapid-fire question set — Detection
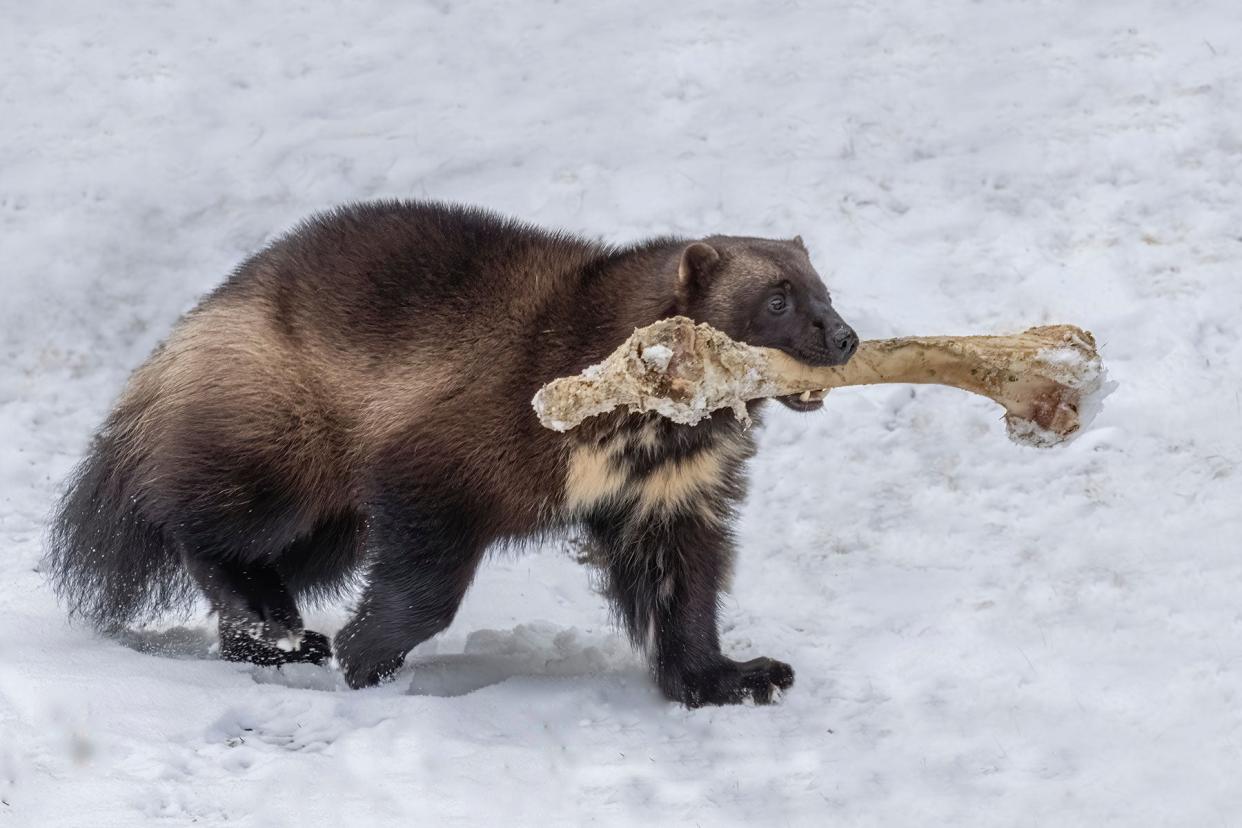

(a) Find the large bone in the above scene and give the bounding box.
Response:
[531,317,1111,447]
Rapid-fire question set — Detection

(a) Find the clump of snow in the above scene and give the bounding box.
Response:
[273,633,303,653]
[1035,345,1089,370]
[638,343,674,372]
[1073,371,1119,442]
[1032,339,1103,389]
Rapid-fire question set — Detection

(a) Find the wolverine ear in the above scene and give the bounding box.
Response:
[675,242,720,311]
[792,234,808,252]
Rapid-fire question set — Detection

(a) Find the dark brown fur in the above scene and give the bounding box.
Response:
[46,200,856,706]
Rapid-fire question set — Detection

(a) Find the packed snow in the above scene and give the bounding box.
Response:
[639,343,675,372]
[3,1,1241,825]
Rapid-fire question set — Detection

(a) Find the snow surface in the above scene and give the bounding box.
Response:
[3,2,1242,825]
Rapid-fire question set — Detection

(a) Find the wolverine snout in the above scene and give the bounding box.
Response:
[811,316,858,366]
[828,322,858,364]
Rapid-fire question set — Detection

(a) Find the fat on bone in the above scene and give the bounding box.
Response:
[530,316,1113,447]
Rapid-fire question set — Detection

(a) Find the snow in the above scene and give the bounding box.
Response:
[3,1,1241,824]
[639,343,675,372]
[273,633,303,654]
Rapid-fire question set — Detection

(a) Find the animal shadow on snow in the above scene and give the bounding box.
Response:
[404,623,645,697]
[117,625,216,659]
[116,621,645,698]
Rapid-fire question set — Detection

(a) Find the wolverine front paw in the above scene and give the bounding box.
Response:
[677,657,795,708]
[338,653,406,689]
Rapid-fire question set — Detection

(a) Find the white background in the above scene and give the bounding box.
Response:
[2,2,1240,824]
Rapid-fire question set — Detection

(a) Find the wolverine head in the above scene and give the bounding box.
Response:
[672,235,858,412]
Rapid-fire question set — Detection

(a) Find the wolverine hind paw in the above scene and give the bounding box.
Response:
[220,626,332,667]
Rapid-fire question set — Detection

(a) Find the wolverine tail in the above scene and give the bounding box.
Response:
[44,425,195,632]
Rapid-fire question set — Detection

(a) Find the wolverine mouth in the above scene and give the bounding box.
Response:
[777,389,828,412]
[780,343,846,368]
[772,344,838,412]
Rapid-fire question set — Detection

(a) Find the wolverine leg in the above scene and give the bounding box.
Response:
[182,551,331,666]
[587,508,794,707]
[335,490,486,689]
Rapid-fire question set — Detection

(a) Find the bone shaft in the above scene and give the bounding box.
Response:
[762,338,994,399]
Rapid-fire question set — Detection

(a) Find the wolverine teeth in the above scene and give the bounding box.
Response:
[799,391,812,402]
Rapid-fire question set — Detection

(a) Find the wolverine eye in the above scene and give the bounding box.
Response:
[768,295,787,313]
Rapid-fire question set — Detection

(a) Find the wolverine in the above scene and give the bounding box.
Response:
[46,201,858,707]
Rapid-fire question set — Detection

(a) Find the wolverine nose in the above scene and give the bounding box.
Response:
[830,323,858,362]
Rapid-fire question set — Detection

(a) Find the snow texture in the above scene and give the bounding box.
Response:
[2,2,1241,825]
